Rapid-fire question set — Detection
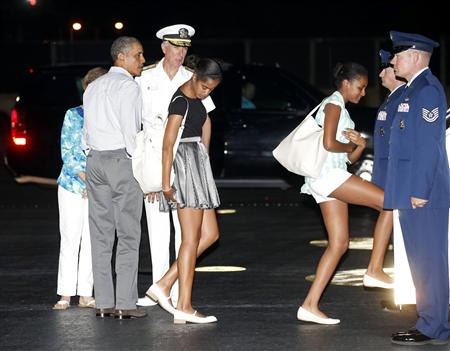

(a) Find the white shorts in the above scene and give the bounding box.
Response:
[308,168,352,204]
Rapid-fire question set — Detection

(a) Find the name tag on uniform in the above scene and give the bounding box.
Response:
[377,111,387,121]
[398,103,409,112]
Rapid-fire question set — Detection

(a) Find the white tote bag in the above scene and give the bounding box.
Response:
[132,96,188,193]
[272,103,328,178]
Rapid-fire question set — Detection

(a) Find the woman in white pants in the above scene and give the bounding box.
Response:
[53,67,107,310]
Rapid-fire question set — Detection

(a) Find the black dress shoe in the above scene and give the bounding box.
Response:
[391,330,449,345]
[114,308,147,320]
[391,327,419,337]
[95,308,115,318]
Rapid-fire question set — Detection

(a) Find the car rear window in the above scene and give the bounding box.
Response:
[19,72,84,107]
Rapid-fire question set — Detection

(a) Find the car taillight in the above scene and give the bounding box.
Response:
[11,107,27,146]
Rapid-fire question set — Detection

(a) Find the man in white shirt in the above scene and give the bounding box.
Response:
[135,24,215,307]
[83,36,146,319]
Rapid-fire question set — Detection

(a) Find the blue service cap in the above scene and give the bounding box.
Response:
[390,31,439,54]
[379,49,392,68]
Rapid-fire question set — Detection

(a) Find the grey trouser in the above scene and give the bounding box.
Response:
[86,148,143,309]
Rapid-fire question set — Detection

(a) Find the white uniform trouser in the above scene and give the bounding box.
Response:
[56,186,93,296]
[145,199,181,302]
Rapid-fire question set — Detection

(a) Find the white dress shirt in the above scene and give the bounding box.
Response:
[83,66,142,156]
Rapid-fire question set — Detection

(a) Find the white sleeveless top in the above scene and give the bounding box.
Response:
[301,91,354,195]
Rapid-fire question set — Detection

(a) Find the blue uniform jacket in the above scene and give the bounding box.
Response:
[372,85,406,189]
[384,69,450,209]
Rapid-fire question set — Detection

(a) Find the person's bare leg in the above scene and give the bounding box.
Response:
[301,199,349,318]
[366,210,393,283]
[156,209,219,297]
[173,207,203,314]
[330,175,392,283]
[330,175,383,211]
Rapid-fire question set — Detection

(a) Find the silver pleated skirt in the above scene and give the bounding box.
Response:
[160,137,220,212]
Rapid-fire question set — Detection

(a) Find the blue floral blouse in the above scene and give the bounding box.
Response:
[57,106,86,195]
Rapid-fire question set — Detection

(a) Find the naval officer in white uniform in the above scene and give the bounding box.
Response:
[135,24,215,307]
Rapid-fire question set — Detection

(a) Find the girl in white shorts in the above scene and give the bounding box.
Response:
[297,62,390,325]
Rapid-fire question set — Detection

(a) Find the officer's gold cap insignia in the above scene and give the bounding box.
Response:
[179,28,189,39]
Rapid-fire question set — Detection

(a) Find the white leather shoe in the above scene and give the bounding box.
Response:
[173,309,218,324]
[136,296,157,307]
[146,284,176,315]
[297,307,340,325]
[363,274,394,289]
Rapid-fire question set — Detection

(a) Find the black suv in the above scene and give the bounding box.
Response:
[4,63,377,188]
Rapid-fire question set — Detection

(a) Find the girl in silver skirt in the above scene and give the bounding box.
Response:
[149,57,222,324]
[159,138,220,212]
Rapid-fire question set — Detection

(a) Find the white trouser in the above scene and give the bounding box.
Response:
[145,199,181,302]
[56,186,93,297]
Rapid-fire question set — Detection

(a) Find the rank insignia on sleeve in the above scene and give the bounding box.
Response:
[377,111,387,120]
[422,107,439,122]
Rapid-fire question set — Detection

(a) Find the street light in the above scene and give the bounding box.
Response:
[69,21,83,63]
[114,22,124,30]
[72,22,82,31]
[70,21,82,42]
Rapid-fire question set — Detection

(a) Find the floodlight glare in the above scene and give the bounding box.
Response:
[72,22,82,31]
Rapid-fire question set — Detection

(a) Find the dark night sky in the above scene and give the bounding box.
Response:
[1,0,448,42]
[0,0,448,93]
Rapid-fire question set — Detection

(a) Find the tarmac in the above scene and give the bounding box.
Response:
[0,165,446,351]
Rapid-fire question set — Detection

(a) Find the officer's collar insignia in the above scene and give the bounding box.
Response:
[422,107,439,123]
[400,119,405,129]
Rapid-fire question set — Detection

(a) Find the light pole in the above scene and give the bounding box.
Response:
[69,21,82,63]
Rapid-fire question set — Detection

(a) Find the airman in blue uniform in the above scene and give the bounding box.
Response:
[363,50,407,290]
[385,31,450,346]
[372,49,406,188]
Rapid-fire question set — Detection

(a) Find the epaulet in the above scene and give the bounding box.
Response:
[183,65,194,73]
[142,61,159,71]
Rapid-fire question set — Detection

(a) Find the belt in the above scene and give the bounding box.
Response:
[180,136,201,143]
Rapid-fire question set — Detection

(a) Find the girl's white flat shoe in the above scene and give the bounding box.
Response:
[173,309,218,324]
[146,284,176,315]
[363,273,394,289]
[297,307,340,325]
